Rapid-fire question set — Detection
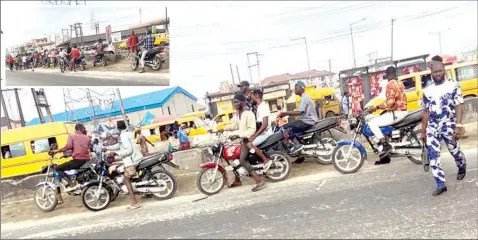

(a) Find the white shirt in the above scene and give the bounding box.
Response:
[105,130,143,167]
[256,101,272,134]
[22,56,27,62]
[59,51,67,58]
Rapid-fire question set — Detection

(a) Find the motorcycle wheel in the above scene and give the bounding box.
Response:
[316,137,337,165]
[264,151,291,182]
[81,183,111,212]
[151,56,162,71]
[60,62,65,73]
[79,63,85,71]
[131,58,139,71]
[34,185,58,212]
[196,167,225,196]
[101,59,107,67]
[331,144,365,174]
[149,169,177,200]
[404,132,423,165]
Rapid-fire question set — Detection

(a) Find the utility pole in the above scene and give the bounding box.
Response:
[1,91,12,129]
[13,89,25,127]
[31,88,45,124]
[229,64,235,85]
[247,52,261,84]
[350,18,366,68]
[94,22,99,42]
[78,22,84,47]
[165,7,168,31]
[115,88,129,131]
[291,37,311,83]
[236,65,241,82]
[328,59,332,73]
[430,28,451,55]
[69,25,74,45]
[366,51,378,65]
[85,89,97,127]
[139,8,142,24]
[391,18,395,61]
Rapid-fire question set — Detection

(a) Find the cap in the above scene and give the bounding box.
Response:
[295,80,306,89]
[237,81,250,87]
[233,92,246,102]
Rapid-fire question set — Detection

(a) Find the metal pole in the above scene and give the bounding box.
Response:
[229,64,235,84]
[40,88,53,123]
[13,88,25,127]
[304,38,311,82]
[350,24,356,68]
[85,89,97,127]
[165,7,168,31]
[1,91,13,129]
[31,88,45,124]
[247,54,252,82]
[438,32,442,55]
[255,53,261,82]
[236,65,241,82]
[115,88,129,131]
[391,18,395,61]
[328,59,332,72]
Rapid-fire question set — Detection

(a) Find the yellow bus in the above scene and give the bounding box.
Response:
[292,87,341,118]
[139,120,175,143]
[366,61,478,114]
[1,122,79,179]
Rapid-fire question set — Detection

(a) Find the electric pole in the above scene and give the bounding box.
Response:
[139,8,142,24]
[236,65,241,82]
[85,89,97,127]
[13,89,25,127]
[69,25,74,44]
[246,52,261,84]
[31,88,45,124]
[391,18,395,61]
[350,18,366,68]
[291,37,312,83]
[328,59,332,73]
[115,88,129,131]
[78,22,84,47]
[430,28,451,55]
[229,64,235,85]
[366,51,378,65]
[1,91,12,129]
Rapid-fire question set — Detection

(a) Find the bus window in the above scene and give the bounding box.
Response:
[420,74,432,89]
[1,142,26,159]
[149,129,156,135]
[31,137,58,154]
[455,64,478,82]
[402,77,416,91]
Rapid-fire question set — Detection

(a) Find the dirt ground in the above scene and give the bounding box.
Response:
[0,160,330,224]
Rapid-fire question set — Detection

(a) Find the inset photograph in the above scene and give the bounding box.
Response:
[2,2,170,86]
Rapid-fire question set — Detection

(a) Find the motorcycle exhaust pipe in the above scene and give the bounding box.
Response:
[392,148,422,156]
[302,144,319,149]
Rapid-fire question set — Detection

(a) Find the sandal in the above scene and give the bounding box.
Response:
[252,182,265,192]
[127,204,141,210]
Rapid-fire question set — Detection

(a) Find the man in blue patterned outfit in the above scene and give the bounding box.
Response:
[421,59,467,196]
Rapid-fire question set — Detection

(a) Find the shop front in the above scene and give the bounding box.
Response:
[262,83,291,112]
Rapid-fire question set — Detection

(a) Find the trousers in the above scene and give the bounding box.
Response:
[426,124,467,188]
[368,111,408,140]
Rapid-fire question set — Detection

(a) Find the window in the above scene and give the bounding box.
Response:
[1,142,26,159]
[191,104,195,112]
[455,64,478,82]
[401,77,416,91]
[30,137,58,154]
[420,74,432,89]
[446,70,452,81]
[150,129,156,135]
[214,115,224,123]
[228,113,235,121]
[167,106,171,115]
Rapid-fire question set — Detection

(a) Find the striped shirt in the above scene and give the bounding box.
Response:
[144,35,156,52]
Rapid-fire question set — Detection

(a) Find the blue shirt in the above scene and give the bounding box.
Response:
[144,35,156,52]
[177,129,189,143]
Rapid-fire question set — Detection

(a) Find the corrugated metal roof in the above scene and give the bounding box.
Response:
[26,86,198,126]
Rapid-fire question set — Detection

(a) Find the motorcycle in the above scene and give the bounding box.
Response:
[273,116,346,165]
[68,56,86,71]
[197,131,291,196]
[331,108,425,174]
[81,151,179,211]
[92,53,107,67]
[33,152,103,212]
[131,45,165,71]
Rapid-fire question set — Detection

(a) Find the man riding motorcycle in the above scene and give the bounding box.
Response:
[278,81,318,159]
[367,66,408,164]
[221,93,266,192]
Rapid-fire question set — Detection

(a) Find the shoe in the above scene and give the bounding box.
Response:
[263,160,273,172]
[378,142,392,157]
[374,156,391,165]
[432,186,447,196]
[65,185,78,192]
[139,68,145,73]
[293,156,306,164]
[252,182,265,192]
[457,167,466,180]
[290,144,304,154]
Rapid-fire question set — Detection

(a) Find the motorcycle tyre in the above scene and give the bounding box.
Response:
[196,167,226,196]
[331,145,365,174]
[81,183,111,212]
[131,58,139,71]
[151,56,162,71]
[33,185,58,212]
[150,169,177,200]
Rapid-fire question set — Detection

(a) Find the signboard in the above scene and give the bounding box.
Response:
[345,76,364,102]
[105,25,112,42]
[263,91,286,100]
[216,100,233,112]
[369,71,386,97]
[263,84,289,93]
[110,32,122,43]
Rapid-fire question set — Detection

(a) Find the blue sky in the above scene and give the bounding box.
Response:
[1,1,477,122]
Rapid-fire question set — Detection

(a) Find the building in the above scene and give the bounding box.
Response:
[260,69,336,88]
[0,117,22,131]
[26,86,202,127]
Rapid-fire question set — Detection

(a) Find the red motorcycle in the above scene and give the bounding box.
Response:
[196,131,291,195]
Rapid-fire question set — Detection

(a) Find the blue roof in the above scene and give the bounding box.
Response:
[26,86,198,126]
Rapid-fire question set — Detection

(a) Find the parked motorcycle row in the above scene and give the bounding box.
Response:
[33,109,426,213]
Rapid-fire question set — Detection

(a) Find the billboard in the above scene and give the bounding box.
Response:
[110,32,121,43]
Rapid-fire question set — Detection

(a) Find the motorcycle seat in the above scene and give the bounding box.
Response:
[145,48,160,58]
[256,131,284,150]
[136,152,167,170]
[303,117,338,133]
[391,109,424,129]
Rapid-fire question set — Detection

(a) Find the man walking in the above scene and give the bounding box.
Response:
[421,60,467,196]
[129,31,139,54]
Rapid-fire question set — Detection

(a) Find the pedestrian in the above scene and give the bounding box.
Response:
[14,55,20,70]
[160,126,169,141]
[138,29,156,73]
[69,44,81,72]
[421,59,467,196]
[177,123,191,150]
[135,129,155,156]
[21,54,27,70]
[129,31,139,54]
[8,55,13,71]
[341,89,351,118]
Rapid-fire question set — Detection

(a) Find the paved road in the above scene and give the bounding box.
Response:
[2,148,477,239]
[5,70,169,86]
